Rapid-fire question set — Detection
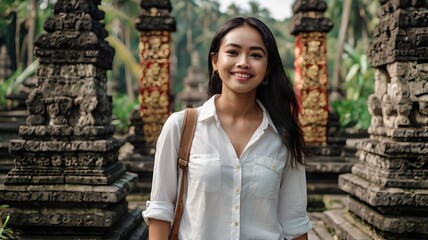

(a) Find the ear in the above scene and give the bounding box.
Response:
[210,52,218,71]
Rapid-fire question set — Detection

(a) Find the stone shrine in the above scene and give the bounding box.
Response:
[0,0,146,238]
[326,1,428,239]
[176,51,207,108]
[0,42,12,82]
[291,0,356,210]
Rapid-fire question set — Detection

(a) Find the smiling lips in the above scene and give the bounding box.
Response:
[232,72,253,80]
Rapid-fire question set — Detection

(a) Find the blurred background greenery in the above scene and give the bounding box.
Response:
[0,0,379,132]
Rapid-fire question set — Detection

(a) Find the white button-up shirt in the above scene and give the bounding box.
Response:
[143,95,312,240]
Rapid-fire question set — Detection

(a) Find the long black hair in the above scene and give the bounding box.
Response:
[207,16,305,167]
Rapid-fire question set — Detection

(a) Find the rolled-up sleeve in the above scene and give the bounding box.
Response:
[278,163,312,240]
[142,111,184,225]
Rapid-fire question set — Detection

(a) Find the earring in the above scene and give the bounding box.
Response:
[262,77,269,85]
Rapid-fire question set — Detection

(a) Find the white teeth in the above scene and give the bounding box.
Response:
[234,73,251,78]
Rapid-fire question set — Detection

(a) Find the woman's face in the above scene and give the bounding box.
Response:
[211,24,268,96]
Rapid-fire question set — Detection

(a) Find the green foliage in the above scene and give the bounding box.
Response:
[332,43,374,129]
[0,205,18,240]
[0,60,39,110]
[112,94,139,134]
[0,79,14,110]
[100,0,141,93]
[0,0,20,38]
[332,99,371,129]
[324,0,379,130]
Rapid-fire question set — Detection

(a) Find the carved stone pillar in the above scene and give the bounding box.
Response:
[176,51,207,108]
[291,0,332,145]
[291,0,356,210]
[119,0,176,195]
[326,1,428,239]
[0,1,146,238]
[135,0,176,151]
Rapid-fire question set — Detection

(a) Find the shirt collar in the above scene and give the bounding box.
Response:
[198,95,278,133]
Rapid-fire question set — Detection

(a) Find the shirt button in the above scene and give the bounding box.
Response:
[235,165,240,169]
[234,221,239,227]
[235,188,240,194]
[235,205,240,210]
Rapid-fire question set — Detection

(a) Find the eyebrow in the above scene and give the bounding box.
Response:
[224,43,266,54]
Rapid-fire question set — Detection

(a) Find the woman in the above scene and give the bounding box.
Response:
[143,16,312,240]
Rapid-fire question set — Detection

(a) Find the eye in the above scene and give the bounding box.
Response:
[226,50,238,56]
[250,53,263,59]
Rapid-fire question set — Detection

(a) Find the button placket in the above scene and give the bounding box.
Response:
[231,157,241,239]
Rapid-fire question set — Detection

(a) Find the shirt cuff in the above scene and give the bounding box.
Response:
[142,200,175,225]
[283,215,313,240]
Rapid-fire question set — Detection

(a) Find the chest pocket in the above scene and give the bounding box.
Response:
[250,156,285,199]
[188,154,222,192]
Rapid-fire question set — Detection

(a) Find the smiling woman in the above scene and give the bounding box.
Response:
[143,16,311,240]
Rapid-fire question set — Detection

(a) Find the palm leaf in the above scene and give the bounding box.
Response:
[106,35,140,80]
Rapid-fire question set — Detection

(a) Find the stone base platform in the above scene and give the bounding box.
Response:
[308,212,334,240]
[0,172,142,237]
[324,206,428,240]
[347,197,428,238]
[16,208,148,240]
[324,209,375,240]
[339,173,428,207]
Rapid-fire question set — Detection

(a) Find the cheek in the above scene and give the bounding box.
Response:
[218,55,232,66]
[217,57,233,72]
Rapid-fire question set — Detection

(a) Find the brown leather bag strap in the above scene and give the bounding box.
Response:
[169,108,197,240]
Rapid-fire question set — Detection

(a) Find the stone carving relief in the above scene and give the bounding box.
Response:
[369,4,428,67]
[138,29,173,146]
[294,32,329,144]
[368,61,428,130]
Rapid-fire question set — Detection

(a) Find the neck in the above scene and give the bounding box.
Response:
[215,91,260,119]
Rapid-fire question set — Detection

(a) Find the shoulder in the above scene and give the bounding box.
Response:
[163,110,186,131]
[161,106,205,134]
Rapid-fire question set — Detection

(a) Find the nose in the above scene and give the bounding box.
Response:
[237,56,249,68]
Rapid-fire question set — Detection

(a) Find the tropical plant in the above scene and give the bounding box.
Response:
[100,0,141,101]
[0,205,18,240]
[0,60,39,110]
[0,0,54,111]
[325,0,379,129]
[332,43,374,129]
[248,0,271,19]
[111,93,139,134]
